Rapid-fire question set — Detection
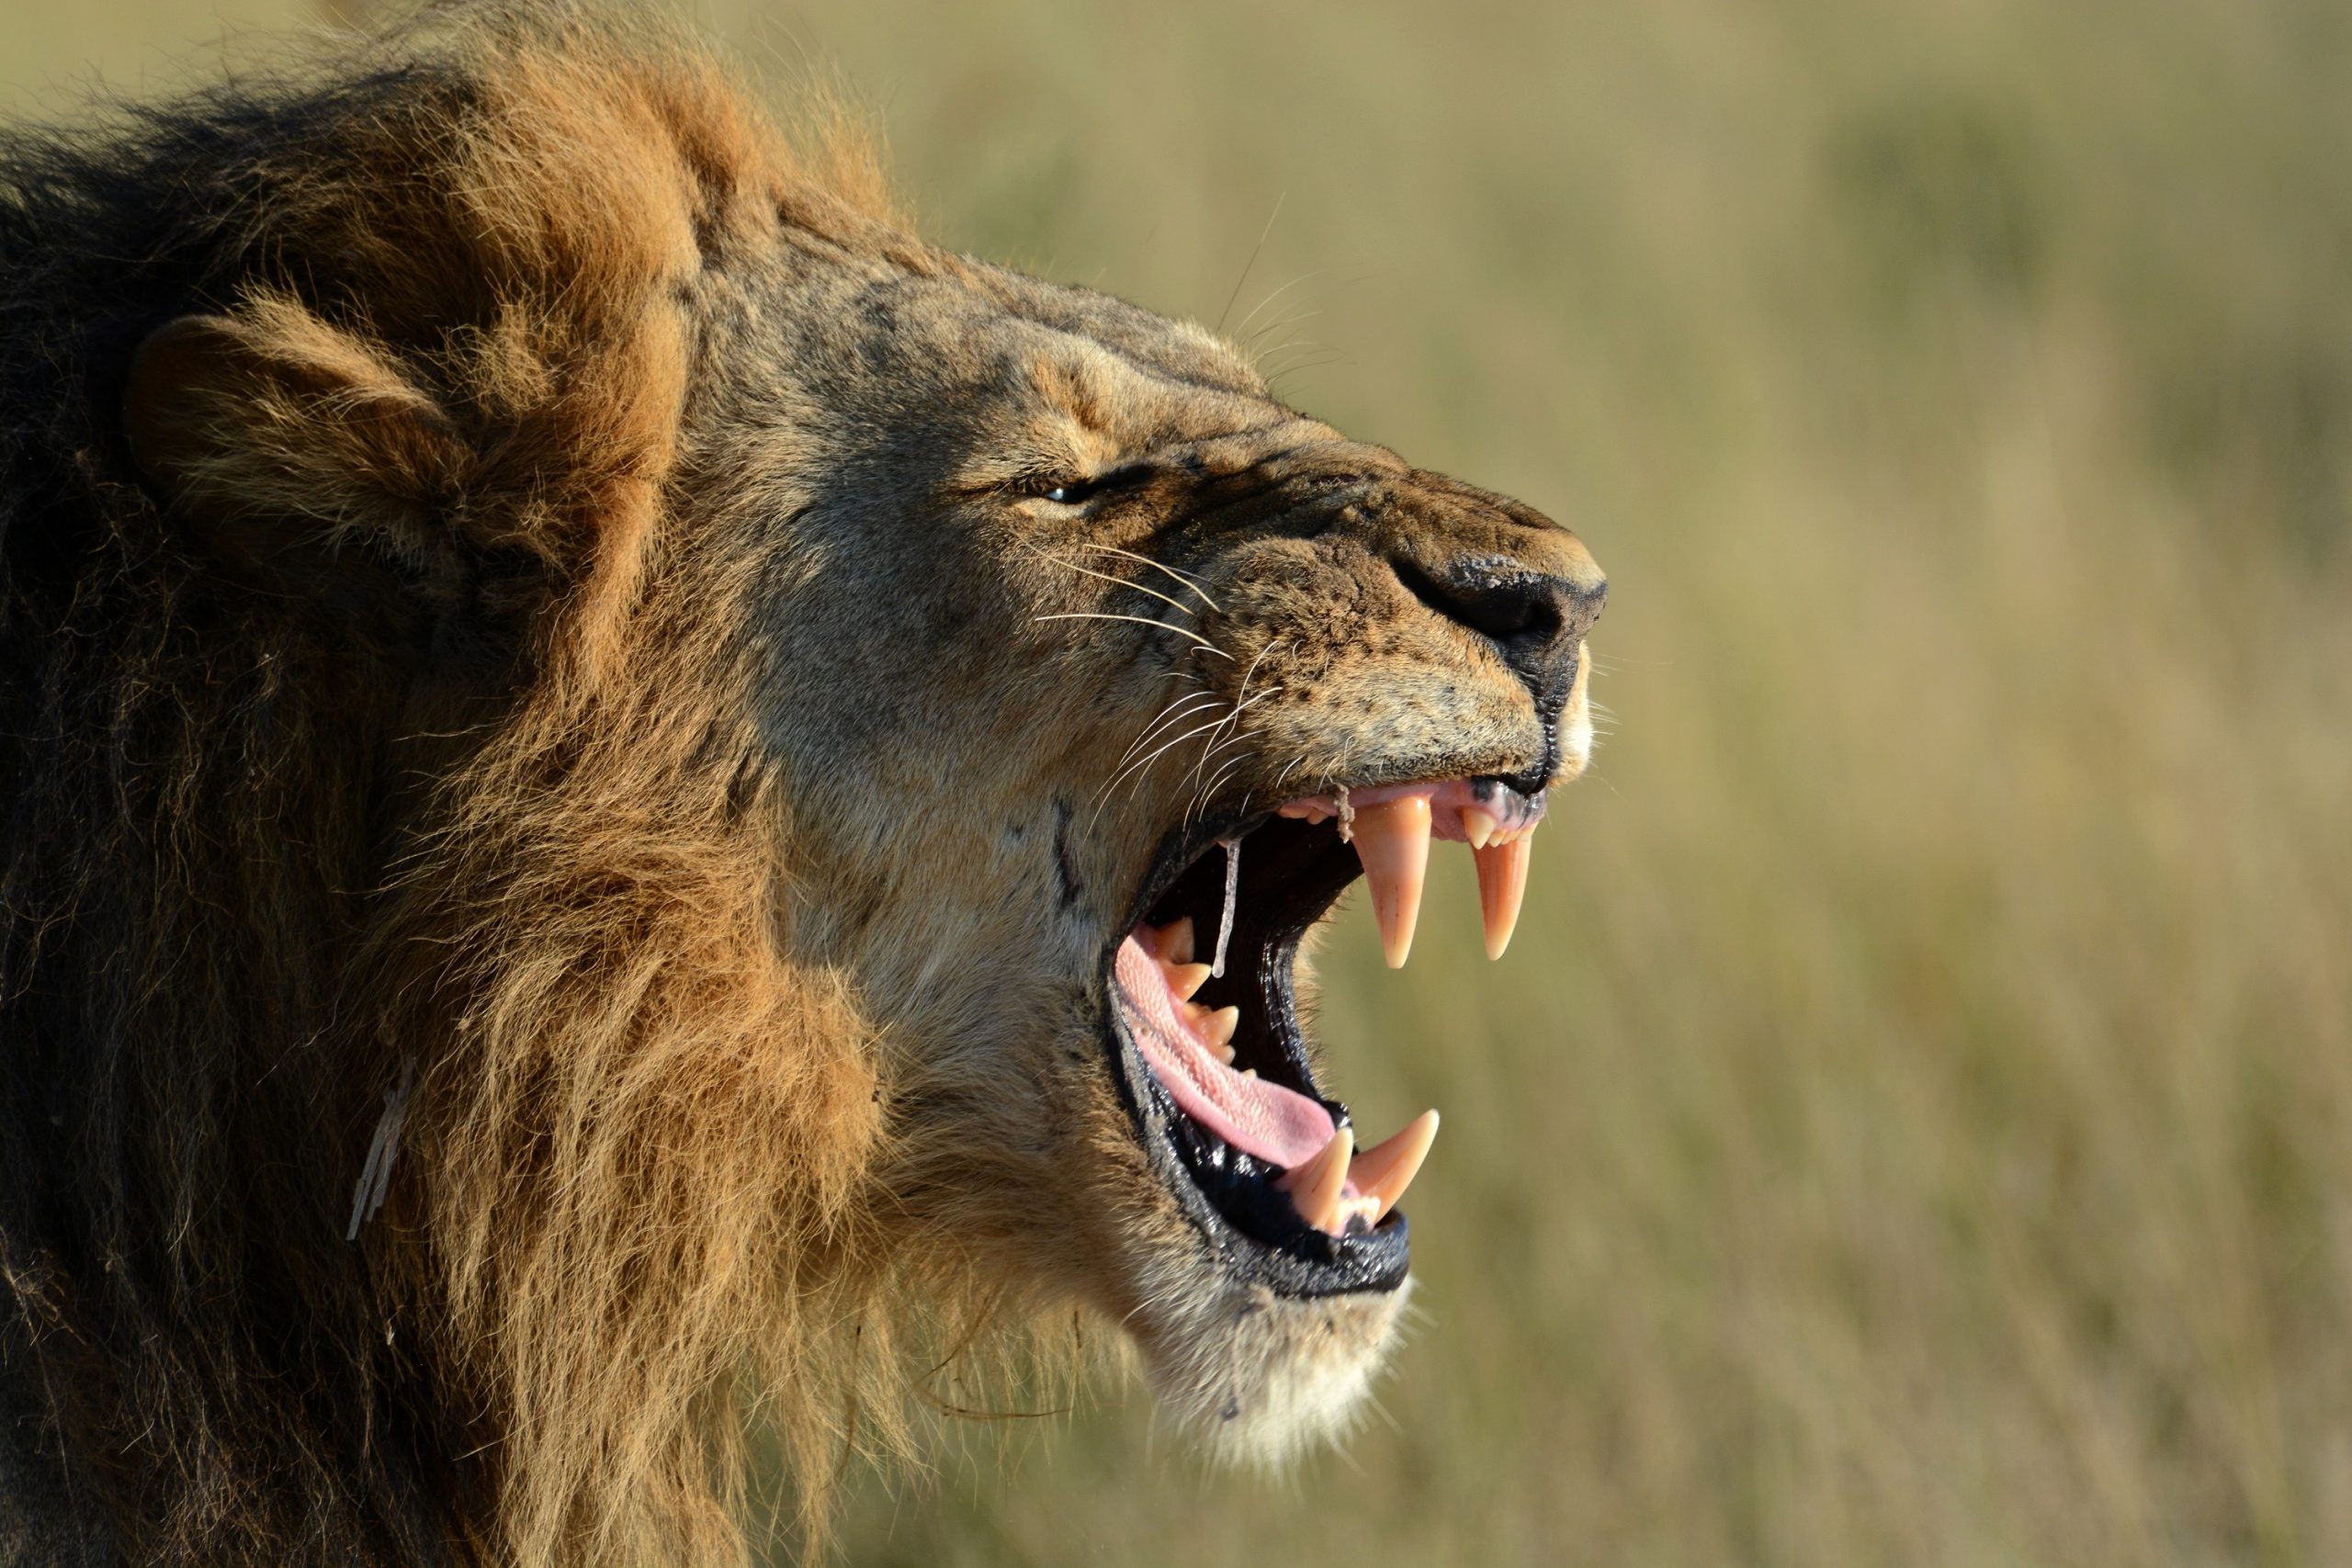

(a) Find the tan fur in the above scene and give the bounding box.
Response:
[0,6,1601,1563]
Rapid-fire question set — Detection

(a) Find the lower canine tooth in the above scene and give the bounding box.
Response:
[1350,1110,1440,1222]
[1473,834,1532,960]
[1276,1124,1355,1235]
[1351,794,1432,968]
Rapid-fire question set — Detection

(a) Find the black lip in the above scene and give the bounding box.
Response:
[1100,808,1411,1299]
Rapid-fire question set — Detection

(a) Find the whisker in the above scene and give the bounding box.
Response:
[1114,692,1226,771]
[1032,613,1235,658]
[1195,724,1264,793]
[1265,347,1345,384]
[1232,636,1284,701]
[1033,551,1200,619]
[1182,681,1282,794]
[1119,713,1242,782]
[1067,543,1219,608]
[1092,711,1244,824]
[1182,717,1273,803]
[1192,637,1283,761]
[1199,685,1283,756]
[1245,305,1323,356]
[1187,753,1250,824]
[1216,193,1284,335]
[1234,271,1323,349]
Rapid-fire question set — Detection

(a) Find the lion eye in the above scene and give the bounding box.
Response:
[1029,465,1149,507]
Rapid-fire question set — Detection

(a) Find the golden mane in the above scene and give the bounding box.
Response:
[3,6,1611,1561]
[0,7,989,1562]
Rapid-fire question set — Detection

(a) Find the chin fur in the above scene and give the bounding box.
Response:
[1129,1271,1412,1468]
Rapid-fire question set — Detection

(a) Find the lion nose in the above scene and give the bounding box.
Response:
[1400,556,1606,707]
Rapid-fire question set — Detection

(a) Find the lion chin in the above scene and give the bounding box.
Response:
[1136,1262,1415,1467]
[0,5,1603,1564]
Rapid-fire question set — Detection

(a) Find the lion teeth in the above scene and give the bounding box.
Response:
[1349,1110,1439,1222]
[1276,1124,1354,1235]
[1164,961,1212,1002]
[1182,998,1239,1061]
[1472,831,1533,960]
[1155,916,1196,964]
[1460,805,1499,851]
[1349,792,1432,968]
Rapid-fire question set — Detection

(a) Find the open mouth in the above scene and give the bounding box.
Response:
[1102,775,1547,1296]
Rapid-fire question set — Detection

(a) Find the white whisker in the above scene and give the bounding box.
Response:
[1114,692,1226,771]
[1182,694,1275,802]
[1068,543,1219,609]
[1092,711,1244,823]
[1189,693,1280,773]
[1234,271,1323,350]
[1188,754,1250,825]
[1034,552,1202,620]
[1032,613,1235,658]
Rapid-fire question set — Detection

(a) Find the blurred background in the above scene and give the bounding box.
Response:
[9,2,2351,1562]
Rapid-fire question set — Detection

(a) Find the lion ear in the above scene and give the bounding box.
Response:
[124,305,506,643]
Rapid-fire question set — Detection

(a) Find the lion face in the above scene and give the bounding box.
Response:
[702,249,1604,1455]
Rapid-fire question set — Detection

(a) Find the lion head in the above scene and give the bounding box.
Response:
[0,7,1601,1562]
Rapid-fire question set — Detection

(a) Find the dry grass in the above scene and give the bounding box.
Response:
[10,0,2351,1562]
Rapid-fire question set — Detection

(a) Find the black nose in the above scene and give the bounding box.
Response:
[1397,558,1606,705]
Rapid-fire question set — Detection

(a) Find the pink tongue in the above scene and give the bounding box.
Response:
[1114,933,1335,1169]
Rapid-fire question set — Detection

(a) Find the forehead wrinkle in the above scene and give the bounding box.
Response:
[1048,340,1279,461]
[1026,344,1119,435]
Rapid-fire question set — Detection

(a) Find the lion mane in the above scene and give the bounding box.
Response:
[1,4,1611,1562]
[0,9,961,1562]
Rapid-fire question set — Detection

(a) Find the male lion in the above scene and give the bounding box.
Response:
[0,6,1603,1563]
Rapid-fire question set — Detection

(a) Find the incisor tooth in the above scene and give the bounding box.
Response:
[1461,805,1498,851]
[1276,1124,1354,1235]
[1473,833,1532,960]
[1350,1110,1439,1222]
[1158,918,1197,964]
[1164,961,1212,1001]
[1351,794,1432,968]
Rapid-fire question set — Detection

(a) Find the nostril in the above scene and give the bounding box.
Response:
[1394,558,1595,664]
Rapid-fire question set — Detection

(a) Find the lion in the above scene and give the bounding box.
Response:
[0,6,1604,1563]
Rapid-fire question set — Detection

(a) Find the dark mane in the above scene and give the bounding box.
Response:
[4,39,473,1568]
[0,8,906,1562]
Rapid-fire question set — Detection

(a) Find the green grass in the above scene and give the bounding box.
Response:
[10,1,2351,1562]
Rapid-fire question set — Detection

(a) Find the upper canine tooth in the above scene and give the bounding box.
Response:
[1473,835,1532,960]
[1461,805,1499,851]
[1164,961,1213,1001]
[1351,794,1432,968]
[1276,1124,1355,1235]
[1350,1110,1440,1222]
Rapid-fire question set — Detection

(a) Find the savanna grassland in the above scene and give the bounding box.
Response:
[7,2,2349,1563]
